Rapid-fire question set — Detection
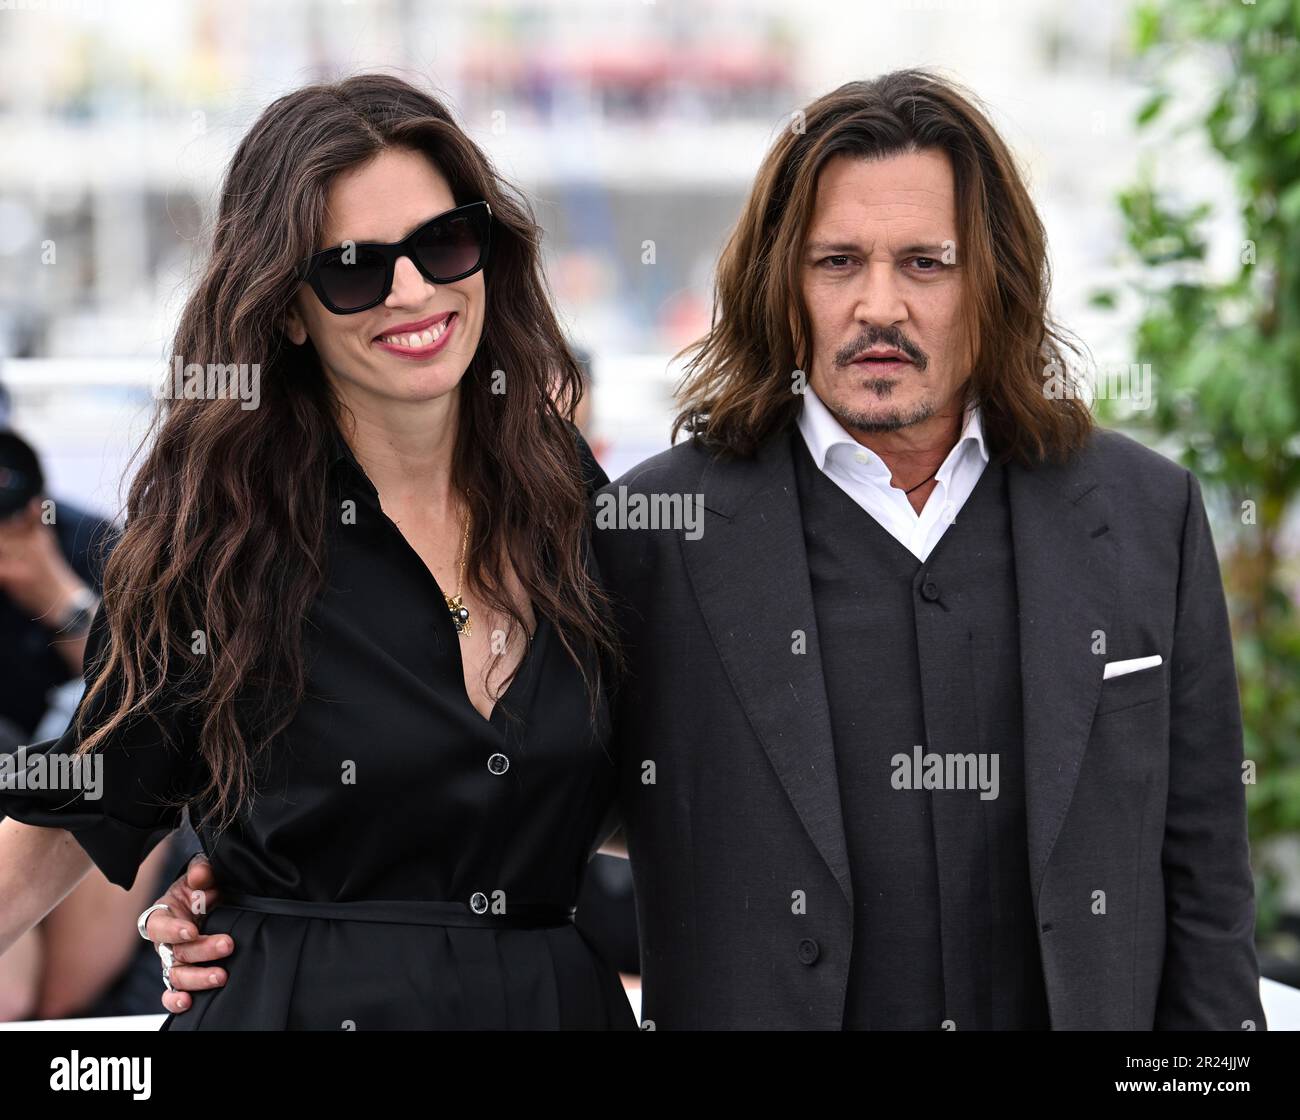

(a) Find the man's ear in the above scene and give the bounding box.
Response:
[284,299,309,346]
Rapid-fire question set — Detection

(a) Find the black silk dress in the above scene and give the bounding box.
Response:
[0,424,635,1030]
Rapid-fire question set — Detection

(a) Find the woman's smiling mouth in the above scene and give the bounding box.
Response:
[373,311,458,357]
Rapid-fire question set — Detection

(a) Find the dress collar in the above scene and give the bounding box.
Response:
[326,415,379,497]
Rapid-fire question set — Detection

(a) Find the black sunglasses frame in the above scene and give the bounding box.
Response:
[297,200,493,315]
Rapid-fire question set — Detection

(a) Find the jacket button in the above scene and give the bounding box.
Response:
[797,938,820,965]
[921,580,941,601]
[487,753,510,775]
[470,892,489,914]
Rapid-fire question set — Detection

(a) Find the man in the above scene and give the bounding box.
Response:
[147,69,1263,1029]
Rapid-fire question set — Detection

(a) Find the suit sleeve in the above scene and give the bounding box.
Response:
[0,602,203,890]
[1154,468,1266,1030]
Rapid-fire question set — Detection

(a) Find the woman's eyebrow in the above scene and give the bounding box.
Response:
[321,209,448,250]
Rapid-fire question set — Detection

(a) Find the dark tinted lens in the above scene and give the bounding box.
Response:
[316,247,388,310]
[414,212,483,280]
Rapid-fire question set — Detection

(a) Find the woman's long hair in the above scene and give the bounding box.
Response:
[75,73,619,828]
[673,68,1094,464]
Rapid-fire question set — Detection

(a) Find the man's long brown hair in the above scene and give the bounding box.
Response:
[673,68,1093,463]
[74,74,619,828]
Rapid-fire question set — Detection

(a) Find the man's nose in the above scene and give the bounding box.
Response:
[851,262,908,327]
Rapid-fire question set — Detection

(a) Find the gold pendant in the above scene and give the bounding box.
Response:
[446,594,472,637]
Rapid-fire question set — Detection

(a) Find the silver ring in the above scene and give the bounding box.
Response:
[157,942,176,992]
[136,902,171,941]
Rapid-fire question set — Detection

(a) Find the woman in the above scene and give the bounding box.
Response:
[0,73,634,1030]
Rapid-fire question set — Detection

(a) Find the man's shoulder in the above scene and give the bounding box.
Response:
[1077,425,1192,505]
[1084,426,1185,479]
[600,436,726,498]
[605,424,1196,509]
[1046,426,1199,549]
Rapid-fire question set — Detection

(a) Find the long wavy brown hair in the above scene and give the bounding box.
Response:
[673,68,1094,463]
[74,73,619,829]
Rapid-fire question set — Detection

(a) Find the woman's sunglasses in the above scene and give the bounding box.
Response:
[297,200,492,315]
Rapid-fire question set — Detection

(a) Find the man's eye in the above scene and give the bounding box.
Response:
[819,256,851,268]
[912,257,941,270]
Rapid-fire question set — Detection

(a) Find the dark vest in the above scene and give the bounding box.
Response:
[791,428,1049,1031]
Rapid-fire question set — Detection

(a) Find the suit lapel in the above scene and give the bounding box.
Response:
[677,426,1116,920]
[1006,450,1117,908]
[681,429,853,909]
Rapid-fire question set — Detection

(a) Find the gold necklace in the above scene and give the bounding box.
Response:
[444,491,472,638]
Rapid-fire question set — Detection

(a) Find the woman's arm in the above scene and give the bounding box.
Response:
[34,840,174,1019]
[0,818,93,959]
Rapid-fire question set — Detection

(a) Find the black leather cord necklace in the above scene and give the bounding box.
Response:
[902,468,939,495]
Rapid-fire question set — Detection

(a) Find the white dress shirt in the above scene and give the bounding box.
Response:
[796,384,989,562]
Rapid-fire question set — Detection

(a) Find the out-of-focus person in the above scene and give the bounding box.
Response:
[0,383,179,1021]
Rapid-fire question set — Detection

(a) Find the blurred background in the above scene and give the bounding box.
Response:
[0,0,1297,1021]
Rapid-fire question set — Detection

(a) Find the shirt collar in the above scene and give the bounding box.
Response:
[328,416,352,467]
[327,415,379,497]
[796,382,988,481]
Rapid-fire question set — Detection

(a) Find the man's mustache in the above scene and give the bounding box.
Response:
[834,330,928,370]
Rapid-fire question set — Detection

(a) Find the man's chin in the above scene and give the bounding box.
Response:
[830,398,936,436]
[841,413,911,435]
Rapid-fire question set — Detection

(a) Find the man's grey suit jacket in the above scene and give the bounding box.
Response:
[591,423,1265,1030]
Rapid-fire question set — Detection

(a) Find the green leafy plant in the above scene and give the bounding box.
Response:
[1092,0,1300,958]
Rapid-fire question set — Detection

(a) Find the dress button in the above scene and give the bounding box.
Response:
[469,892,489,914]
[921,579,941,601]
[854,450,869,464]
[797,938,820,965]
[487,752,510,775]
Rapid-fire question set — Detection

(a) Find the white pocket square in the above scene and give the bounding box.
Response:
[1103,654,1163,680]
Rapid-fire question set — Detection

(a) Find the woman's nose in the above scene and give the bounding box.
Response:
[386,255,433,306]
